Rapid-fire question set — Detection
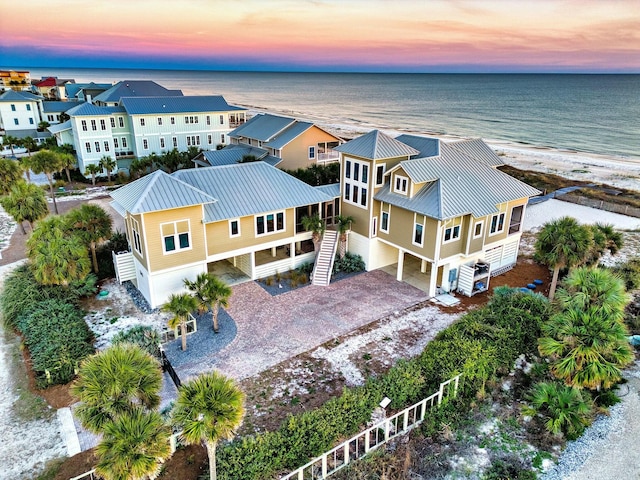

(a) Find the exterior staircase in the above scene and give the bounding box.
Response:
[112,250,136,283]
[312,230,338,286]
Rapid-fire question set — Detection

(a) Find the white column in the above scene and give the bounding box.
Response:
[249,251,256,280]
[271,246,277,257]
[441,264,450,292]
[428,262,438,297]
[397,249,404,281]
[420,259,427,273]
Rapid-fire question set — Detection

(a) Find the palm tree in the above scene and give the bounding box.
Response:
[172,372,245,480]
[335,215,355,259]
[0,157,24,195]
[67,204,113,273]
[59,152,77,183]
[539,268,633,391]
[20,136,38,182]
[85,163,102,186]
[2,135,19,156]
[100,155,117,182]
[534,216,594,301]
[586,223,624,265]
[301,213,326,255]
[0,180,48,233]
[72,343,162,434]
[163,293,198,351]
[26,215,91,286]
[27,149,66,214]
[184,273,232,333]
[95,407,171,480]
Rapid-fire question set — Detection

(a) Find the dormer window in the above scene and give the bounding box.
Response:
[394,175,409,195]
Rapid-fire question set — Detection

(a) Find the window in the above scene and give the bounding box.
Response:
[381,211,390,233]
[172,137,178,148]
[509,205,524,234]
[104,141,110,152]
[122,137,127,148]
[229,219,240,237]
[140,118,145,127]
[376,164,386,187]
[143,139,148,150]
[47,114,55,121]
[343,158,370,209]
[118,116,124,128]
[10,104,16,111]
[371,216,378,237]
[187,136,191,146]
[160,137,165,149]
[26,104,31,111]
[219,115,224,124]
[170,116,175,125]
[490,212,506,235]
[413,220,424,247]
[29,118,34,125]
[256,211,285,236]
[114,138,119,148]
[91,119,97,131]
[157,117,162,126]
[110,118,116,128]
[85,142,91,153]
[221,134,225,144]
[394,175,409,194]
[100,119,106,130]
[131,218,142,254]
[81,120,87,131]
[195,116,199,124]
[309,146,315,160]
[473,221,483,238]
[161,220,191,253]
[206,115,211,125]
[207,134,212,145]
[13,118,18,125]
[444,224,461,243]
[95,141,101,153]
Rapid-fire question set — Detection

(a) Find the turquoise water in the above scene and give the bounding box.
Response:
[25,68,640,159]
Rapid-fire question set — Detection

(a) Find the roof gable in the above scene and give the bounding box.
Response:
[66,102,124,117]
[229,113,297,142]
[0,90,41,102]
[448,138,504,167]
[335,130,419,160]
[94,81,183,103]
[120,95,243,115]
[395,134,440,158]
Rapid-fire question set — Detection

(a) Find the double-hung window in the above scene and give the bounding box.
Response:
[131,218,142,254]
[122,137,128,148]
[157,117,163,126]
[393,174,409,195]
[161,220,191,253]
[118,116,124,128]
[443,221,461,243]
[413,215,425,247]
[143,139,148,150]
[160,137,165,149]
[255,211,285,236]
[343,158,369,208]
[490,212,506,235]
[85,142,91,153]
[104,141,110,152]
[95,141,101,153]
[229,219,240,237]
[473,221,483,238]
[140,118,146,127]
[100,119,106,130]
[81,120,87,131]
[308,146,315,160]
[110,118,116,128]
[91,119,97,131]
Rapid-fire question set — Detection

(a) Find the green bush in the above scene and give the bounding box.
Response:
[95,231,130,280]
[333,252,366,274]
[112,325,161,359]
[20,299,94,386]
[612,257,640,291]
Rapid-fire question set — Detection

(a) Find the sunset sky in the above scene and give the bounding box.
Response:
[1,0,638,72]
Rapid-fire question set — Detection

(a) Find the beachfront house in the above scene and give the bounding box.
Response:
[209,113,342,170]
[48,80,247,175]
[110,162,335,308]
[333,130,540,297]
[0,89,44,139]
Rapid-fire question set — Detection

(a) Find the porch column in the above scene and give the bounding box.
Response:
[428,262,438,297]
[397,249,405,282]
[271,247,277,257]
[420,259,427,273]
[289,242,295,258]
[249,251,256,280]
[441,264,450,292]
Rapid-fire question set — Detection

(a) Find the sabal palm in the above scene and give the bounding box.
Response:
[26,215,91,286]
[28,149,66,214]
[0,180,48,233]
[20,136,37,182]
[172,371,245,480]
[95,407,171,480]
[0,158,23,195]
[72,343,162,434]
[100,155,117,182]
[59,152,76,183]
[534,216,594,300]
[301,213,326,255]
[523,382,592,438]
[184,273,231,333]
[163,293,198,351]
[85,163,102,186]
[335,215,355,259]
[67,203,113,273]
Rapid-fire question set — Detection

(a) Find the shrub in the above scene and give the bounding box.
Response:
[95,231,130,280]
[112,325,162,359]
[333,252,366,274]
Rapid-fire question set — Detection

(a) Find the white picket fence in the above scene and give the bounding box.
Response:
[280,374,461,480]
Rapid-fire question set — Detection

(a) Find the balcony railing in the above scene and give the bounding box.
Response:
[317,151,339,162]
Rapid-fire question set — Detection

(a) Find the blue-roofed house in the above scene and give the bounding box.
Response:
[0,89,44,138]
[226,113,343,170]
[335,130,540,297]
[110,162,336,307]
[93,80,183,106]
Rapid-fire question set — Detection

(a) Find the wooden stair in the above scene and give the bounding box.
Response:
[312,230,338,286]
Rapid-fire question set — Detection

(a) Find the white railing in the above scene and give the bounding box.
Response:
[317,151,339,162]
[112,250,135,284]
[68,470,97,480]
[280,374,461,480]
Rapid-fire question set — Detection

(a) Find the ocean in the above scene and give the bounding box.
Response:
[25,68,640,160]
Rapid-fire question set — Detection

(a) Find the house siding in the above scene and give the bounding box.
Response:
[280,126,340,170]
[376,203,438,260]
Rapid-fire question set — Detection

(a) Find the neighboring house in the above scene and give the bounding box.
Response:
[0,89,43,138]
[50,88,247,175]
[65,82,112,102]
[93,80,183,107]
[334,130,540,297]
[193,144,282,168]
[0,70,31,91]
[33,77,75,100]
[226,113,342,170]
[42,100,79,125]
[110,162,335,308]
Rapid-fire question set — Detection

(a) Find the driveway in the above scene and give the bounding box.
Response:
[174,269,428,381]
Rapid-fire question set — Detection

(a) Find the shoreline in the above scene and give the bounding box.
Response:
[239,103,640,192]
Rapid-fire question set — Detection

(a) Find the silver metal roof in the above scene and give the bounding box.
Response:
[264,121,313,149]
[110,170,217,214]
[172,162,333,223]
[199,145,268,167]
[375,142,540,220]
[120,95,244,115]
[94,81,183,103]
[229,113,296,142]
[66,102,124,117]
[335,130,419,160]
[315,183,340,198]
[47,120,72,134]
[0,90,42,102]
[395,134,440,158]
[42,101,79,112]
[448,138,505,167]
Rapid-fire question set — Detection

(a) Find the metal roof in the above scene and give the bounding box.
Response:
[94,81,183,103]
[42,101,79,112]
[120,95,244,115]
[172,162,333,223]
[48,120,72,134]
[315,183,340,198]
[375,142,540,220]
[66,102,125,117]
[448,138,504,167]
[65,82,112,99]
[395,134,440,158]
[264,121,313,149]
[229,113,296,142]
[199,145,268,167]
[334,130,419,160]
[110,169,217,214]
[0,90,42,102]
